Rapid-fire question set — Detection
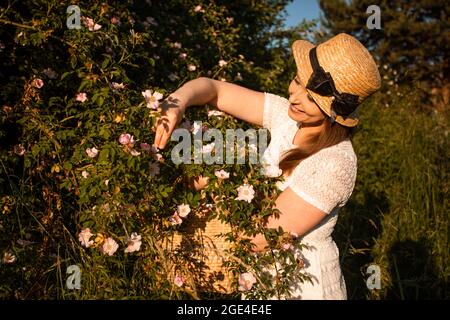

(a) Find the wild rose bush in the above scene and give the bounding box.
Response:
[0,0,315,299]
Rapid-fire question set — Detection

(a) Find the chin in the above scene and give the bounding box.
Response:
[288,108,306,122]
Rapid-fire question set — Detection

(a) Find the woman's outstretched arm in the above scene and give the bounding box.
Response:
[153,77,265,149]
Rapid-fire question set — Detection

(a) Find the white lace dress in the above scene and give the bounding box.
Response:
[259,92,358,300]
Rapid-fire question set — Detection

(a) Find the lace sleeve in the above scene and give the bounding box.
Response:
[263,92,291,133]
[288,149,357,214]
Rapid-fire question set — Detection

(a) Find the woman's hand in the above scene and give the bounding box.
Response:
[153,95,186,149]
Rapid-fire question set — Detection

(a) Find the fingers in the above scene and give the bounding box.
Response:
[153,97,184,149]
[153,121,164,149]
[160,121,176,149]
[153,117,174,149]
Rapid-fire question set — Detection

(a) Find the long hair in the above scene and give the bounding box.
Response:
[278,114,357,176]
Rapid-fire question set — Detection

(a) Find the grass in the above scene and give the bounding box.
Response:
[334,88,449,299]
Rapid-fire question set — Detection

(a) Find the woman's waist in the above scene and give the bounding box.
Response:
[298,230,335,246]
[294,236,339,264]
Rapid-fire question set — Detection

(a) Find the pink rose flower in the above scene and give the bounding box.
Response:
[194,5,205,13]
[141,89,163,110]
[238,272,257,291]
[174,273,186,287]
[187,64,196,72]
[85,147,99,158]
[124,232,142,253]
[111,16,120,25]
[214,170,230,180]
[118,133,136,146]
[78,228,94,248]
[14,144,26,156]
[101,237,119,256]
[76,92,87,102]
[235,184,255,203]
[281,243,293,251]
[177,204,191,218]
[111,82,125,90]
[82,17,102,31]
[33,78,44,88]
[169,212,183,225]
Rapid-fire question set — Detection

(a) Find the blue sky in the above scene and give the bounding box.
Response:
[283,0,321,27]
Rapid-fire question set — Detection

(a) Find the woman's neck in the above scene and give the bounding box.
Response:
[292,121,327,147]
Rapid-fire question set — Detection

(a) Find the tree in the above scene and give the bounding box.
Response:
[318,0,449,93]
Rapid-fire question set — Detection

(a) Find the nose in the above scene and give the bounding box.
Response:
[289,93,301,104]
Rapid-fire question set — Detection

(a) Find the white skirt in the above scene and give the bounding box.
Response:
[289,239,347,300]
[243,239,347,300]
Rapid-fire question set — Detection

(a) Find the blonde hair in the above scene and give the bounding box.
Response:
[278,113,356,176]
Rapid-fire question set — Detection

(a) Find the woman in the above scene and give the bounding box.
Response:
[153,33,381,299]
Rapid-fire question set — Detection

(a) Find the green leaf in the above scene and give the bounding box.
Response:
[89,186,98,197]
[98,148,110,163]
[31,145,40,157]
[97,96,105,107]
[61,71,73,80]
[79,79,90,91]
[99,127,111,139]
[102,55,111,69]
[70,55,77,69]
[63,162,73,171]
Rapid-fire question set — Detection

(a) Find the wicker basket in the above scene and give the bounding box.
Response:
[164,204,235,294]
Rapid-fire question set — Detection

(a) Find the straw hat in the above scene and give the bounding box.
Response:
[292,33,381,127]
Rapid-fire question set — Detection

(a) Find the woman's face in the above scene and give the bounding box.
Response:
[287,75,326,125]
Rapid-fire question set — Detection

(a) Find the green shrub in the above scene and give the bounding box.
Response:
[0,0,315,299]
